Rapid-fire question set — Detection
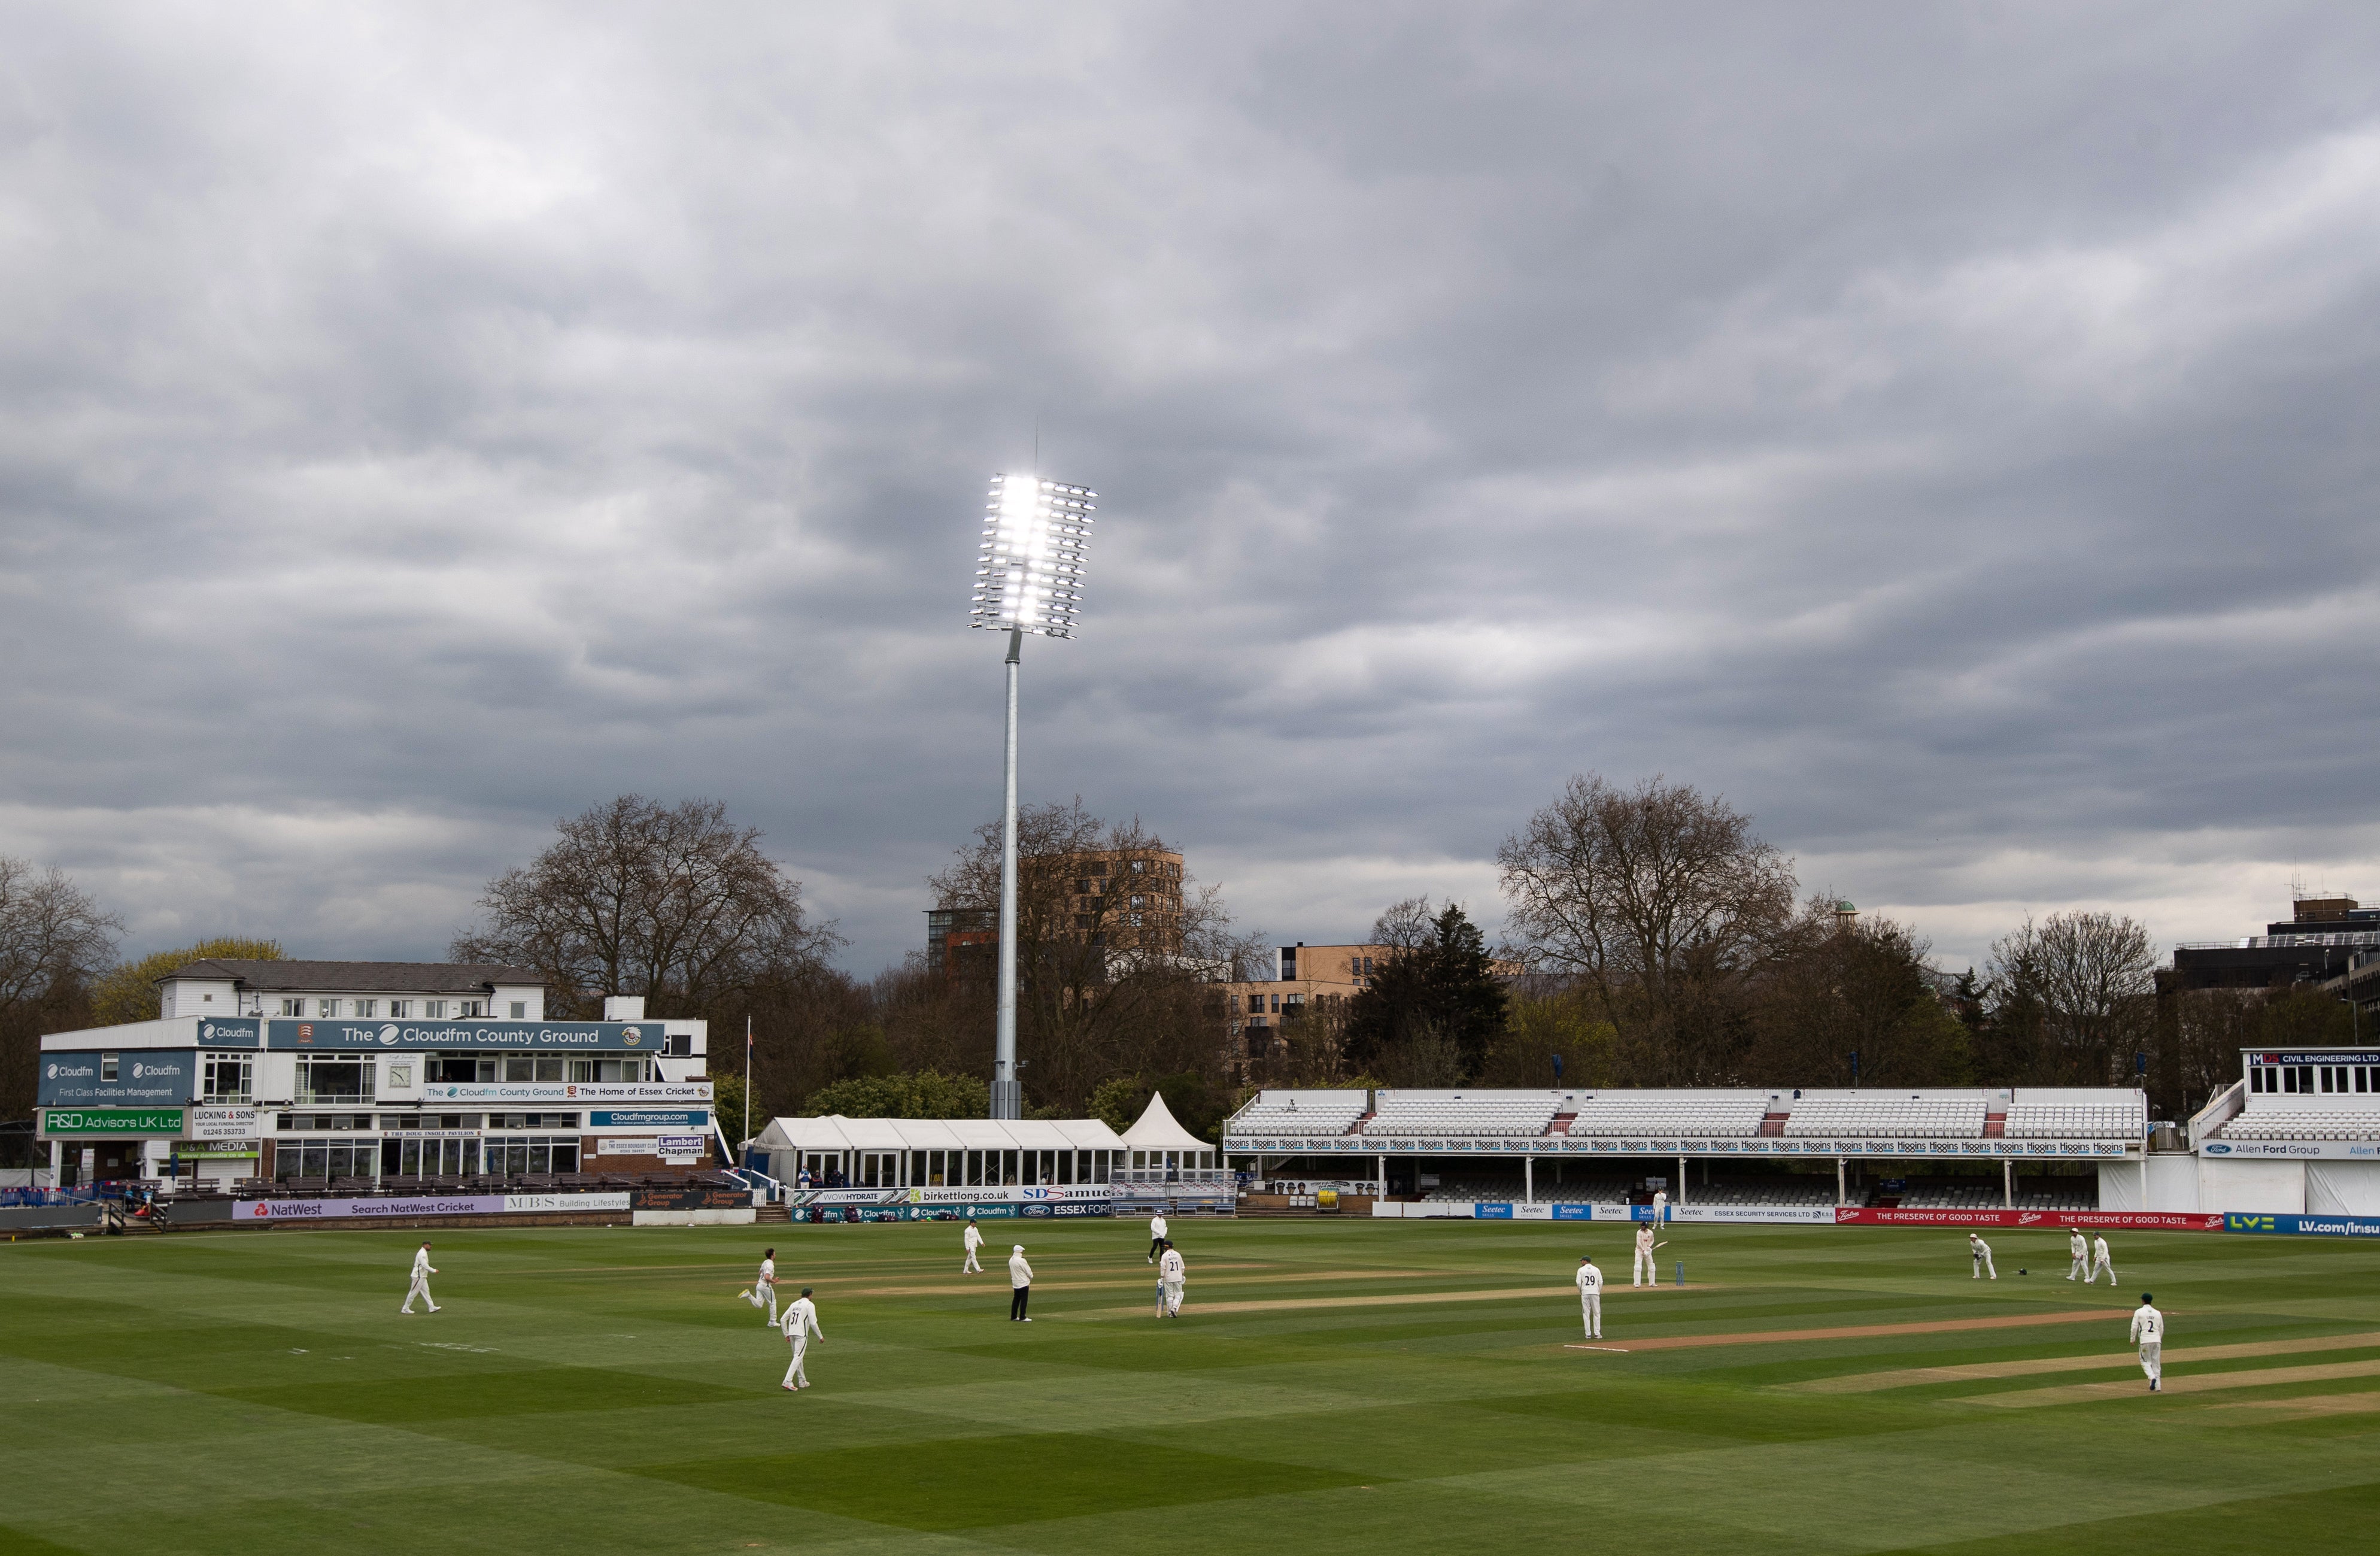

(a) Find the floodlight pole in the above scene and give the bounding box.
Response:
[993,627,1024,1120]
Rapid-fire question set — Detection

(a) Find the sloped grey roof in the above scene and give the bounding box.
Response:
[161,959,545,993]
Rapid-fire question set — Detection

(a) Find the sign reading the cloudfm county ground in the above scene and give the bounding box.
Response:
[266,1020,667,1051]
[40,1108,186,1136]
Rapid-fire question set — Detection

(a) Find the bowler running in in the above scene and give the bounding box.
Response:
[739,1248,780,1324]
[1576,1254,1604,1339]
[962,1218,984,1274]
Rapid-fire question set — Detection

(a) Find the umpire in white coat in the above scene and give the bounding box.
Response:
[1009,1245,1034,1321]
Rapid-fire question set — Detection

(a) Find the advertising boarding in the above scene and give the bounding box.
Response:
[268,1018,673,1051]
[38,1053,195,1107]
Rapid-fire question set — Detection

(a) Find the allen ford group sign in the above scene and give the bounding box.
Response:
[267,1019,670,1051]
[38,1053,194,1106]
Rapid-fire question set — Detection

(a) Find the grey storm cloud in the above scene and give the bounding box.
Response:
[3,2,2378,976]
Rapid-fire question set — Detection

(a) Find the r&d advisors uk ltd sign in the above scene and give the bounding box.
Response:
[268,1020,672,1051]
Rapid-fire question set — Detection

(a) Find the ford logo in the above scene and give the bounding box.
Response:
[2205,1144,2232,1154]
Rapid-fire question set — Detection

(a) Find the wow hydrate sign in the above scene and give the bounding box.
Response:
[268,1020,663,1051]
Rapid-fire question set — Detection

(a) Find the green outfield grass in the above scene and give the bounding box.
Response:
[4,1217,2378,1554]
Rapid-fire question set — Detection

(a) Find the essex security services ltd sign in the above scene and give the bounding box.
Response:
[268,1019,666,1051]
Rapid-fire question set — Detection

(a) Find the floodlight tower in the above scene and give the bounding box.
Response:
[970,471,1096,1119]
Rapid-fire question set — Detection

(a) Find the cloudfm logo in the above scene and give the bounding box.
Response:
[379,1024,400,1045]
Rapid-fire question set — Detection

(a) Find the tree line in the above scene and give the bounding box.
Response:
[1,780,2359,1132]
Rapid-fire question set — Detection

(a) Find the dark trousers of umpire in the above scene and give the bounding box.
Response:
[1010,1285,1030,1320]
[1149,1237,1165,1261]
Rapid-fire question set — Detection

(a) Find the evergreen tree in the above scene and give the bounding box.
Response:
[1343,902,1510,1081]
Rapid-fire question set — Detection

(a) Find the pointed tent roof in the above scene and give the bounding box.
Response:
[1121,1090,1210,1152]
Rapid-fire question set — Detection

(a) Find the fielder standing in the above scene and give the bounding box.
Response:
[2130,1292,2165,1392]
[780,1286,822,1391]
[962,1217,984,1275]
[1009,1244,1034,1321]
[1148,1211,1169,1264]
[1576,1254,1604,1339]
[2089,1233,2117,1286]
[400,1241,439,1314]
[1652,1188,1669,1230]
[1632,1223,1657,1288]
[2065,1229,2088,1281]
[1968,1232,1996,1279]
[739,1247,780,1324]
[1158,1240,1187,1317]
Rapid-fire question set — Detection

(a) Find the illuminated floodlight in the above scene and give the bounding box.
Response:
[966,468,1099,1121]
[970,472,1095,638]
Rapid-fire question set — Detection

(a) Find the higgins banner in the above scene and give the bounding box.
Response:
[1833,1208,2226,1230]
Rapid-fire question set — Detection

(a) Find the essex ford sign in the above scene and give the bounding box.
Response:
[38,1052,193,1106]
[268,1020,667,1051]
[41,1108,186,1136]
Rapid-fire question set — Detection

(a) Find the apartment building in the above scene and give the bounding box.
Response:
[926,847,1188,974]
[1225,942,1386,1063]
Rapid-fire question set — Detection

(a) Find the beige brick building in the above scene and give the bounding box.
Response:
[1224,942,1386,1067]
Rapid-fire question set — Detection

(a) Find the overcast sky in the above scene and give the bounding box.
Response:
[4,2,2378,982]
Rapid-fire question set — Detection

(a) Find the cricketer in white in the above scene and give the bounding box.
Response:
[1632,1224,1656,1287]
[963,1219,984,1274]
[401,1242,439,1314]
[2130,1294,2165,1392]
[781,1288,822,1391]
[1158,1243,1186,1317]
[739,1248,779,1324]
[1575,1255,1604,1339]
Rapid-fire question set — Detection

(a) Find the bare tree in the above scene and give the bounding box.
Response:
[1741,897,1969,1087]
[925,799,1255,1114]
[0,857,123,1117]
[1497,774,1796,1083]
[453,796,842,1018]
[1986,911,2157,1086]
